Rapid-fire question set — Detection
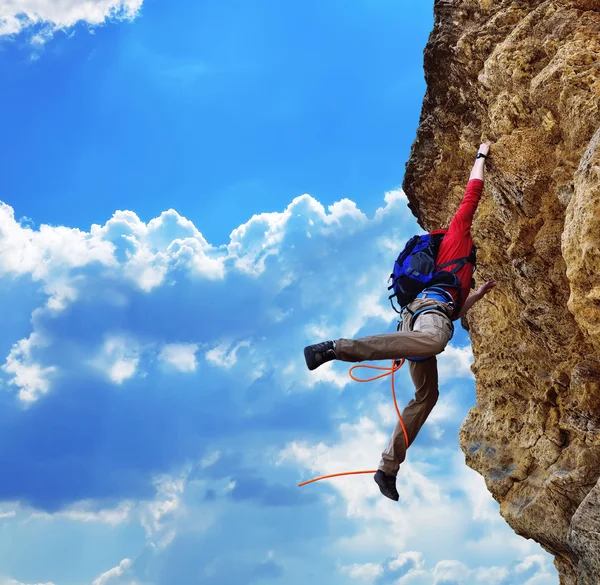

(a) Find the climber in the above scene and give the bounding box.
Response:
[303,141,497,501]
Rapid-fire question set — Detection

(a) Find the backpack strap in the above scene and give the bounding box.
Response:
[435,243,477,316]
[436,256,472,273]
[436,242,477,274]
[389,296,403,314]
[387,273,404,314]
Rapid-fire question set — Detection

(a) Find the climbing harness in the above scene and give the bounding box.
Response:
[297,358,407,488]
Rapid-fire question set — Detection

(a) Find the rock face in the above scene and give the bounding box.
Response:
[402,1,600,583]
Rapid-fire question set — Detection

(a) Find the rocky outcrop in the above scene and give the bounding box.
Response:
[402,1,600,583]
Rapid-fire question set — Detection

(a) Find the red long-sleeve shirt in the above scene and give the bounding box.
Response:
[434,178,484,315]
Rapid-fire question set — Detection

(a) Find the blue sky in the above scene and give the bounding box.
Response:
[0,2,558,585]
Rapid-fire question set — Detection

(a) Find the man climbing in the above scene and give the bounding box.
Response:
[303,141,496,501]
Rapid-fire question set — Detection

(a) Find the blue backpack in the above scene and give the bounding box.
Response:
[387,229,476,313]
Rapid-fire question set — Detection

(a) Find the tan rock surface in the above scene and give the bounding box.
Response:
[402,1,600,583]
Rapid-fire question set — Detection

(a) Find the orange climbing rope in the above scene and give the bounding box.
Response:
[298,358,408,487]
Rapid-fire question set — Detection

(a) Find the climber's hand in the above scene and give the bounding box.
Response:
[476,280,496,298]
[479,141,492,156]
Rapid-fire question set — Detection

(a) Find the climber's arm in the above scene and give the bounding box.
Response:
[458,142,491,221]
[470,141,491,180]
[458,294,480,319]
[458,280,496,319]
[446,143,491,235]
[469,158,486,181]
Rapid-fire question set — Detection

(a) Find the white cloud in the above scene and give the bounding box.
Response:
[523,574,558,585]
[0,204,224,301]
[342,552,425,584]
[472,566,510,584]
[200,450,221,468]
[0,0,143,38]
[397,569,430,585]
[344,555,552,585]
[205,340,250,369]
[95,208,226,289]
[31,501,133,526]
[395,557,554,585]
[0,188,417,401]
[341,290,392,339]
[92,558,133,585]
[139,473,187,544]
[437,343,474,380]
[0,580,56,585]
[432,559,469,583]
[378,188,408,213]
[3,333,56,402]
[279,398,554,576]
[516,555,549,573]
[159,343,199,373]
[514,555,559,585]
[389,551,425,571]
[61,504,132,525]
[0,189,558,584]
[278,414,457,556]
[341,562,384,582]
[92,335,141,384]
[304,359,352,389]
[25,467,200,551]
[0,203,115,294]
[425,391,461,439]
[453,455,501,523]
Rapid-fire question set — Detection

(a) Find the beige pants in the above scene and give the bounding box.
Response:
[335,297,454,476]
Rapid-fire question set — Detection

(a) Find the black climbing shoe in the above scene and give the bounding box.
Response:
[374,470,399,501]
[304,341,336,371]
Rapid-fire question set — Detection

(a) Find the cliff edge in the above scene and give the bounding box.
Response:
[402,1,600,583]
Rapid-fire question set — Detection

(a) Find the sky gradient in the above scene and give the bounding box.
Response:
[0,2,558,585]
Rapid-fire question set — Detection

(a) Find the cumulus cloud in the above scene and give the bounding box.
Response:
[92,559,134,585]
[342,552,425,584]
[0,191,415,402]
[342,555,556,585]
[159,343,199,373]
[200,450,221,468]
[0,0,143,38]
[0,202,115,291]
[278,413,460,555]
[341,562,384,582]
[30,500,133,525]
[205,340,251,369]
[453,455,501,524]
[426,392,461,439]
[25,466,196,551]
[389,551,425,572]
[279,398,551,578]
[93,335,141,384]
[0,580,55,585]
[3,333,56,402]
[0,189,557,584]
[437,344,474,380]
[139,473,186,544]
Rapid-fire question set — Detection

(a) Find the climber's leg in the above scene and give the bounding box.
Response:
[378,356,439,477]
[304,298,453,371]
[335,297,453,361]
[334,320,447,361]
